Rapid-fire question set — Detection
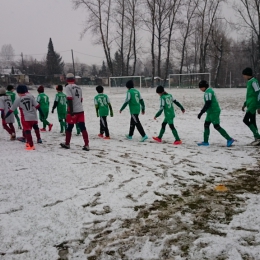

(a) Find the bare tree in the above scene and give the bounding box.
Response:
[72,0,114,75]
[233,0,260,74]
[196,0,225,73]
[0,44,15,68]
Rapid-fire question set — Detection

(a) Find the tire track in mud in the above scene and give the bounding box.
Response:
[55,162,260,260]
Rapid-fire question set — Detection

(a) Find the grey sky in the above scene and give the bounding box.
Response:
[0,0,105,65]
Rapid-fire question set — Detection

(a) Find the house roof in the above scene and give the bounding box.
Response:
[0,68,23,75]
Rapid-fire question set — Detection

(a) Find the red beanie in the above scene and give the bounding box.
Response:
[37,85,44,93]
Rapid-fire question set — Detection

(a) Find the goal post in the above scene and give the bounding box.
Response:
[109,76,147,92]
[168,73,211,89]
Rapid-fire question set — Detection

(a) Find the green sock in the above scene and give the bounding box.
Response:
[217,127,231,140]
[172,129,180,141]
[249,124,260,138]
[59,121,64,133]
[204,128,210,143]
[158,128,165,139]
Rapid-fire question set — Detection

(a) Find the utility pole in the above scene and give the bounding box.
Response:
[21,52,24,72]
[71,49,75,76]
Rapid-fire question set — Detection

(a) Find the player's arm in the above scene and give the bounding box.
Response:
[139,94,145,113]
[106,96,113,117]
[5,98,19,118]
[94,98,99,117]
[154,99,164,118]
[120,92,130,112]
[52,95,59,113]
[198,93,212,119]
[173,98,185,112]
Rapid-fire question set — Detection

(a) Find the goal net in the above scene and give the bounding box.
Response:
[109,76,147,93]
[168,73,211,89]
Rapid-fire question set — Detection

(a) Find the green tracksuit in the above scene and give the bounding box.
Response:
[37,93,50,129]
[155,93,184,140]
[202,88,231,143]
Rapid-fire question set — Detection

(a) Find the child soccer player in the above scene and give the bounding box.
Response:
[5,85,44,150]
[241,67,260,145]
[94,85,113,139]
[197,80,234,147]
[60,73,89,151]
[52,85,67,134]
[37,85,53,132]
[0,87,16,140]
[64,83,81,135]
[119,79,148,142]
[6,85,22,129]
[153,86,185,145]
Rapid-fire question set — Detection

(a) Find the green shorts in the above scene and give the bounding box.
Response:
[205,112,220,125]
[163,117,174,125]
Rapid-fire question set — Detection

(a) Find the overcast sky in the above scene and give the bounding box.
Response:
[0,0,105,65]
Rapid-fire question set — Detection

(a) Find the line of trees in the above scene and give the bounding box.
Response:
[72,0,260,87]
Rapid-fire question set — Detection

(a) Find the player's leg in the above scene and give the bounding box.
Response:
[76,123,81,135]
[127,115,136,138]
[32,123,42,143]
[131,114,146,137]
[77,112,89,150]
[2,123,13,135]
[243,111,260,139]
[39,112,46,131]
[101,116,110,138]
[198,119,211,146]
[8,123,16,140]
[99,117,104,137]
[153,119,167,142]
[14,111,22,129]
[168,118,181,144]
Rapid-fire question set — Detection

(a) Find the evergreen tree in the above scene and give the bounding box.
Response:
[99,61,108,77]
[91,65,98,77]
[11,66,15,74]
[46,38,64,76]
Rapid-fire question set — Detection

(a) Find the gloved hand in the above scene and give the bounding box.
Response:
[242,105,246,112]
[197,112,203,119]
[182,109,185,113]
[258,109,260,114]
[51,109,54,113]
[110,112,113,117]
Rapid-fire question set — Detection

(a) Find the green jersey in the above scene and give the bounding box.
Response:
[120,88,145,115]
[244,77,260,113]
[37,93,49,111]
[155,93,184,119]
[6,91,18,115]
[94,93,111,117]
[204,88,220,114]
[55,92,67,114]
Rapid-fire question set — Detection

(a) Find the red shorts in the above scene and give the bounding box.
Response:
[22,120,38,131]
[66,112,85,124]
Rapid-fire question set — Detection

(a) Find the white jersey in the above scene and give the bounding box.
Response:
[11,94,39,121]
[0,95,15,124]
[65,83,83,113]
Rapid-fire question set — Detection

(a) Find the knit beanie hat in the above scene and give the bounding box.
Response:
[126,80,134,89]
[156,85,164,93]
[56,85,63,91]
[16,85,27,94]
[199,80,209,88]
[37,85,44,93]
[0,87,6,95]
[242,67,253,76]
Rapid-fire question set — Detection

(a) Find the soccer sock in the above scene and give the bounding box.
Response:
[172,129,180,141]
[76,124,81,134]
[204,128,210,143]
[65,131,72,145]
[59,120,64,132]
[25,132,33,147]
[158,128,165,139]
[3,124,12,135]
[35,129,41,140]
[217,127,231,140]
[81,130,89,146]
[249,124,260,138]
[9,123,15,134]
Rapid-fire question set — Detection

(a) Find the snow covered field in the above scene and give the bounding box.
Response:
[0,87,260,260]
